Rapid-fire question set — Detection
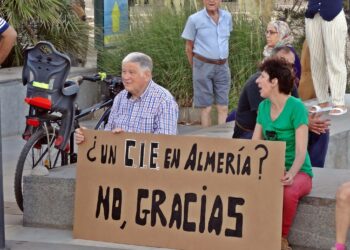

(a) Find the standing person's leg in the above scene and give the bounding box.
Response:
[201,106,212,127]
[216,105,228,125]
[213,63,231,125]
[192,57,214,127]
[333,182,350,250]
[307,131,329,168]
[282,173,312,239]
[323,10,348,112]
[305,15,330,106]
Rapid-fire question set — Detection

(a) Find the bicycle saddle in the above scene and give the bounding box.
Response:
[22,41,79,150]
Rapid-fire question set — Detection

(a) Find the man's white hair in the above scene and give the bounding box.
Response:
[122,52,153,72]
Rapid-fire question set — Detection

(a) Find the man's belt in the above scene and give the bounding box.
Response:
[235,121,254,132]
[193,54,227,65]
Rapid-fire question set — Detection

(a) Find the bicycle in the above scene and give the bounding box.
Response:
[14,41,123,211]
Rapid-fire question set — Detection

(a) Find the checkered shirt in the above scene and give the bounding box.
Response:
[105,80,178,135]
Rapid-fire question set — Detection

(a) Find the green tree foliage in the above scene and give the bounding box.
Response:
[0,0,89,67]
[229,14,265,107]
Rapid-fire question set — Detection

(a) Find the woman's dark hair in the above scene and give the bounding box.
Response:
[259,57,295,95]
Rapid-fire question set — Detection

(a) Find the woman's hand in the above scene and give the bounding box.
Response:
[308,113,330,135]
[281,171,295,186]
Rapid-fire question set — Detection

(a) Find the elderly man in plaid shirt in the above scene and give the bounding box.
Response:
[0,17,17,65]
[76,52,178,144]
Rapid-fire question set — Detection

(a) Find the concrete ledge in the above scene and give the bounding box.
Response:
[23,165,350,249]
[23,166,76,229]
[325,130,350,170]
[290,168,350,249]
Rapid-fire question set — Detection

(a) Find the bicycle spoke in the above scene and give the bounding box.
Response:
[31,148,47,168]
[29,144,63,169]
[52,150,61,169]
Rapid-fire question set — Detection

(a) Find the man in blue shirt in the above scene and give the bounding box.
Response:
[181,0,232,127]
[75,52,179,144]
[0,17,17,65]
[305,0,348,115]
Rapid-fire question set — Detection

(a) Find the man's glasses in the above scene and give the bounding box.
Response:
[265,30,278,35]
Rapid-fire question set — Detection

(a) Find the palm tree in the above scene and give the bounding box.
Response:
[0,0,89,67]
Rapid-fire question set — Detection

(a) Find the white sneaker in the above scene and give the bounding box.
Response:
[31,165,49,176]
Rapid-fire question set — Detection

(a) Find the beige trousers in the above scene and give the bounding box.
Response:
[305,10,347,106]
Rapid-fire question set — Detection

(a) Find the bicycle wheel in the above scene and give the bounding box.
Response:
[14,128,68,211]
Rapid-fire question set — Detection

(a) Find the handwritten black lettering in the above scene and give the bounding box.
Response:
[183,193,197,232]
[139,142,145,168]
[151,189,167,226]
[255,144,269,180]
[135,189,150,226]
[101,144,117,164]
[112,188,122,220]
[208,195,223,235]
[199,186,207,233]
[134,187,245,238]
[149,142,159,169]
[164,148,172,169]
[95,186,122,221]
[225,197,245,237]
[169,194,182,229]
[184,144,251,176]
[96,186,109,219]
[125,140,136,167]
[87,136,97,162]
[184,143,197,170]
[204,151,216,172]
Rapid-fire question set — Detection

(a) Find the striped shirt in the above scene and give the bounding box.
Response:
[0,17,9,34]
[105,80,178,135]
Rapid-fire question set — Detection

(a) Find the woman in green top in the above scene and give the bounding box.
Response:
[252,57,313,250]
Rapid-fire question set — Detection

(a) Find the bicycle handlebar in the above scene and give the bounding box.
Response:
[81,72,124,97]
[82,73,123,86]
[81,75,100,82]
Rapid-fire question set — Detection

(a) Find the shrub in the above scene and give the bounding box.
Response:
[99,7,265,109]
[228,13,265,108]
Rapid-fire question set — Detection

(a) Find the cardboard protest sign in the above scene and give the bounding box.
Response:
[73,130,285,250]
